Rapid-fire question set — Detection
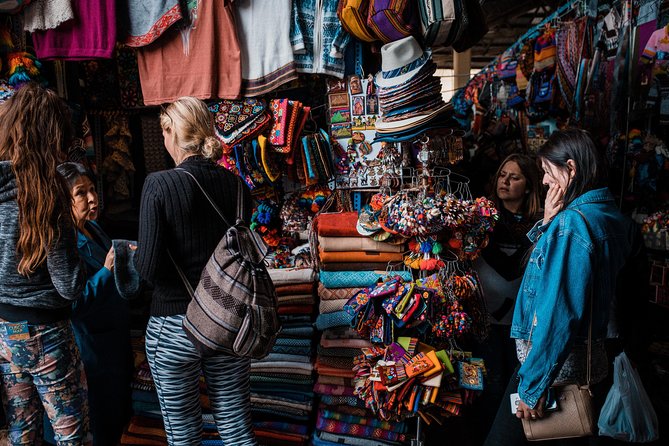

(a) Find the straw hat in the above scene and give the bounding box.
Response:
[375,36,431,88]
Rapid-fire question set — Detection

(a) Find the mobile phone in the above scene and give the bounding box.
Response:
[510,391,558,414]
[510,392,521,414]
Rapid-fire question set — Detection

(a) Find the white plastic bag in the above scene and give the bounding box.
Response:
[598,351,659,442]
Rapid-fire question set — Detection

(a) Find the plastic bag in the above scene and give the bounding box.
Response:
[598,351,659,442]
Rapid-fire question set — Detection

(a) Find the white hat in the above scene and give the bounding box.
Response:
[375,36,432,89]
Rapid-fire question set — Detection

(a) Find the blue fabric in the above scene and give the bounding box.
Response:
[112,238,140,299]
[319,270,412,288]
[511,188,635,408]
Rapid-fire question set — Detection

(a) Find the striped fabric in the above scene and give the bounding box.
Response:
[367,0,417,44]
[145,315,256,446]
[418,0,456,47]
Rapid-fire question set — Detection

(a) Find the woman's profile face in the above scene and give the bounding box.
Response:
[541,159,571,191]
[497,161,527,205]
[70,176,98,227]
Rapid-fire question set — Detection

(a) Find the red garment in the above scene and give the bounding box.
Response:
[314,212,360,237]
[137,0,241,105]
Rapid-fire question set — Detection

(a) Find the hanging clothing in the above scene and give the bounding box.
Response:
[291,0,350,78]
[137,0,241,105]
[123,0,183,47]
[31,0,116,60]
[235,0,299,97]
[641,25,669,74]
[23,0,74,33]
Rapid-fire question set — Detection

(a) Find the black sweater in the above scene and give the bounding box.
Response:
[135,156,252,316]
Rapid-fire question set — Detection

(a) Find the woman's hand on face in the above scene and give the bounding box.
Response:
[543,183,564,223]
[515,395,546,420]
[104,247,115,272]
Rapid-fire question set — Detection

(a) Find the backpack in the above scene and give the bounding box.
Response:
[169,168,280,359]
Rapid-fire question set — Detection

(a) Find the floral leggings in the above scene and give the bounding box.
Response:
[0,319,91,445]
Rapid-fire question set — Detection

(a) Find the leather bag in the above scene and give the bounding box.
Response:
[521,209,596,441]
[169,169,280,359]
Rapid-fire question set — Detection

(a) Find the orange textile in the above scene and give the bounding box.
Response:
[137,0,241,105]
[314,212,360,237]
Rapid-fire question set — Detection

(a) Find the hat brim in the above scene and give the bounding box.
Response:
[375,49,432,89]
[357,220,381,236]
[375,103,449,132]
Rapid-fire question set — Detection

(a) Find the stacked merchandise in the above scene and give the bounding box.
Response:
[248,267,318,446]
[374,36,450,143]
[311,212,412,445]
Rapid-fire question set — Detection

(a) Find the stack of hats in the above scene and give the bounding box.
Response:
[374,36,451,143]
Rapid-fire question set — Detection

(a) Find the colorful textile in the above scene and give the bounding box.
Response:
[318,408,405,432]
[32,0,116,60]
[318,284,363,301]
[319,250,404,264]
[314,365,356,379]
[314,212,360,237]
[641,25,669,73]
[269,99,290,146]
[137,0,241,105]
[124,0,182,47]
[321,262,399,272]
[317,235,404,252]
[321,337,373,349]
[319,298,348,314]
[116,43,144,108]
[268,267,316,285]
[291,0,350,78]
[316,417,406,442]
[210,98,267,140]
[315,310,352,330]
[319,270,412,288]
[367,0,418,44]
[275,282,316,296]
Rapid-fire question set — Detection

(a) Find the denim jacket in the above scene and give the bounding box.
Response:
[511,188,634,408]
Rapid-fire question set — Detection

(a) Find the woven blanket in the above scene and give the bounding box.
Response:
[318,396,366,409]
[251,375,313,385]
[321,337,372,349]
[317,345,361,358]
[316,376,353,387]
[318,284,362,301]
[254,421,309,436]
[278,305,313,315]
[322,326,362,340]
[319,298,348,314]
[277,293,314,303]
[261,353,312,364]
[251,361,313,372]
[314,364,355,379]
[321,262,397,272]
[268,267,316,285]
[274,337,312,347]
[316,355,354,369]
[313,383,355,397]
[316,419,406,443]
[319,250,404,264]
[250,372,313,382]
[319,270,412,288]
[276,326,314,338]
[252,406,310,422]
[317,236,404,253]
[275,282,316,296]
[315,311,351,330]
[271,344,312,356]
[314,212,359,237]
[318,409,407,433]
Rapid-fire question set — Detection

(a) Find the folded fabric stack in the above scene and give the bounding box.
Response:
[208,98,272,150]
[374,36,451,143]
[245,267,318,446]
[311,212,413,446]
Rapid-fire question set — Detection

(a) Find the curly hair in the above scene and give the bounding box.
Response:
[0,83,73,276]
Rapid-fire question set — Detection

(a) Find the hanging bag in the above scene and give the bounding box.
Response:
[598,351,659,442]
[418,0,457,48]
[521,210,597,441]
[169,168,280,359]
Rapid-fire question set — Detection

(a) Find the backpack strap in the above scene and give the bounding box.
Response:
[236,179,244,224]
[175,167,232,228]
[167,250,195,299]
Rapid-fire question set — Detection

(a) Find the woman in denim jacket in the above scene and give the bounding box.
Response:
[485,129,637,445]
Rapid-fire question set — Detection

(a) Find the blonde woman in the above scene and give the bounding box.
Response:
[0,83,89,444]
[135,97,256,445]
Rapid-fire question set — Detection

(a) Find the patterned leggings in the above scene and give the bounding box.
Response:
[0,319,90,446]
[145,315,257,446]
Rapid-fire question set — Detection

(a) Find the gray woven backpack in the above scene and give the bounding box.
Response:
[170,168,280,358]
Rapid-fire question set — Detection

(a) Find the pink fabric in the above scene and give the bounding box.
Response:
[31,0,116,60]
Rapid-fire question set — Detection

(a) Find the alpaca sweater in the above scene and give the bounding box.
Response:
[135,156,252,317]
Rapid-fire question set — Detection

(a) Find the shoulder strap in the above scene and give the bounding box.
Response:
[175,167,232,227]
[167,250,195,299]
[573,209,593,387]
[236,178,244,224]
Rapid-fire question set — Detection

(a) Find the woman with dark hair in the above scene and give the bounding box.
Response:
[51,162,133,445]
[473,153,542,441]
[484,128,637,445]
[0,83,89,444]
[135,97,256,445]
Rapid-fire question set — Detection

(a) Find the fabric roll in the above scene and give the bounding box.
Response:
[269,268,316,285]
[318,284,362,301]
[318,298,348,314]
[319,270,412,289]
[320,262,398,272]
[313,212,360,237]
[319,251,404,264]
[317,236,404,253]
[275,282,316,296]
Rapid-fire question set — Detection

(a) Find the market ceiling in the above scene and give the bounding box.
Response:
[432,0,564,69]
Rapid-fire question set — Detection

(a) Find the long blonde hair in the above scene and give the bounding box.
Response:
[0,83,73,276]
[160,97,222,161]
